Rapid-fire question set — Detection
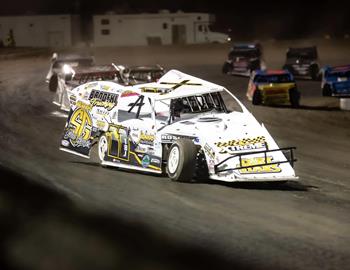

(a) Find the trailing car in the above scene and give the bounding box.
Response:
[247,70,300,107]
[59,70,298,183]
[123,65,166,85]
[222,43,266,76]
[282,46,320,80]
[320,65,350,97]
[53,64,126,112]
[46,52,95,92]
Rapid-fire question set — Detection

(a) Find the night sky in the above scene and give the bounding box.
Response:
[1,0,350,39]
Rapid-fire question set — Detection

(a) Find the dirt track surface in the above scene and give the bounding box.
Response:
[0,40,350,270]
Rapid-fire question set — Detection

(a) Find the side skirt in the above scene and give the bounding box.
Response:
[101,161,163,174]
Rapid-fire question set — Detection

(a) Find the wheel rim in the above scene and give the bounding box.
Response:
[98,136,108,162]
[168,146,180,174]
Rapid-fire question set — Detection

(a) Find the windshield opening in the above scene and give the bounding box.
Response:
[254,74,293,83]
[229,49,259,59]
[154,91,243,125]
[327,70,350,78]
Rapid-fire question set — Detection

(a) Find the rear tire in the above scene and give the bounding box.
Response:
[322,84,332,96]
[166,139,197,182]
[289,88,300,108]
[49,74,58,92]
[252,89,262,105]
[309,64,320,81]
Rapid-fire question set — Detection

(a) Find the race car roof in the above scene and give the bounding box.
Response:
[232,43,259,50]
[128,65,164,71]
[72,64,117,74]
[328,65,350,72]
[132,69,225,101]
[255,69,290,76]
[56,52,94,61]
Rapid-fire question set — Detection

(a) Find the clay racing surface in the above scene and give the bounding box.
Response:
[0,40,349,269]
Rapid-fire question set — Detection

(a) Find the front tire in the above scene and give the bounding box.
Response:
[309,64,320,81]
[166,139,197,182]
[90,134,108,164]
[49,74,58,92]
[322,84,332,96]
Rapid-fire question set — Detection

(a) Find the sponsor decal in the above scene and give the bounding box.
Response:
[121,90,139,97]
[142,155,150,168]
[238,156,281,174]
[139,132,155,146]
[140,87,171,94]
[135,146,147,153]
[65,108,92,148]
[76,100,92,111]
[215,136,266,154]
[151,158,161,165]
[96,120,106,129]
[84,82,98,90]
[90,99,116,110]
[89,90,118,103]
[61,140,69,147]
[61,108,93,157]
[101,85,111,91]
[161,134,197,143]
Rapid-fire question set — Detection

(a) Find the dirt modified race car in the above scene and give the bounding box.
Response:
[46,52,95,92]
[123,65,166,85]
[59,70,298,183]
[320,65,350,97]
[222,43,266,76]
[282,46,320,80]
[52,64,126,112]
[247,70,300,107]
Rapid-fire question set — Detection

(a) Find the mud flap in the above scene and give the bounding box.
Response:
[59,108,96,158]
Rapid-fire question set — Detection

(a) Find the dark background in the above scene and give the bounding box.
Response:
[1,0,350,39]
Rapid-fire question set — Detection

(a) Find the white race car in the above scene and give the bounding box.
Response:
[59,70,298,183]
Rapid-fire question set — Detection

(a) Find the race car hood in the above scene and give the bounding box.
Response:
[331,80,350,95]
[257,82,295,91]
[159,111,297,181]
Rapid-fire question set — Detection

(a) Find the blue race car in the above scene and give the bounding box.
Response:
[321,65,350,97]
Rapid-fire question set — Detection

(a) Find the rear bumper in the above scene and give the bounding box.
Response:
[262,90,290,104]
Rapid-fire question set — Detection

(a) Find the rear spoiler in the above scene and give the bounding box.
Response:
[214,147,297,173]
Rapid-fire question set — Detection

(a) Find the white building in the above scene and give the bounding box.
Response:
[0,15,81,47]
[93,11,229,46]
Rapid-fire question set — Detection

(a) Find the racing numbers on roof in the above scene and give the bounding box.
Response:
[160,79,202,90]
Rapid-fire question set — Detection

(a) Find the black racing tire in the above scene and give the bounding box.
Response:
[166,138,197,182]
[252,89,262,105]
[49,74,58,92]
[289,87,300,108]
[309,64,320,81]
[322,84,332,96]
[222,62,232,74]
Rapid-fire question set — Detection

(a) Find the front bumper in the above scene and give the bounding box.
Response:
[211,147,298,182]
